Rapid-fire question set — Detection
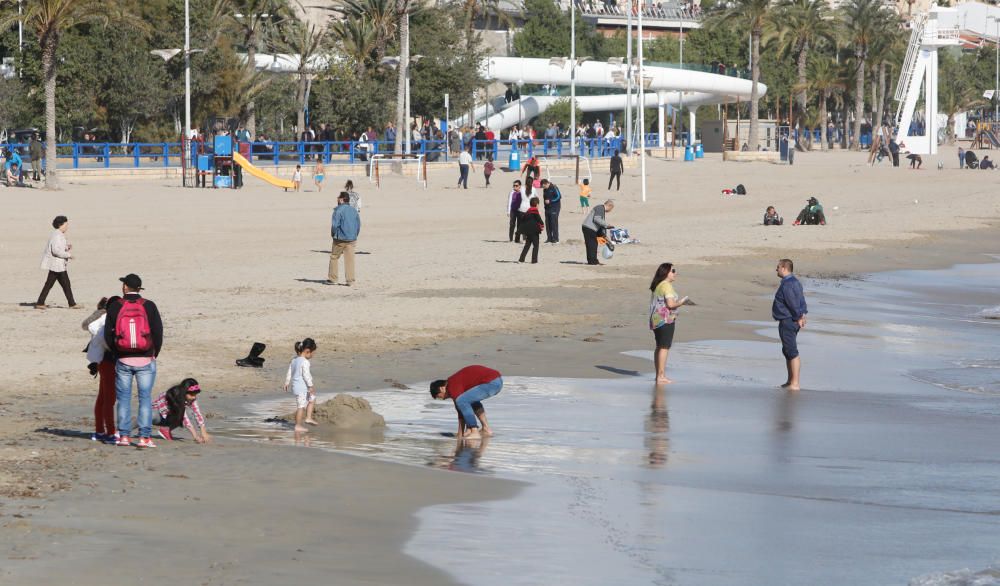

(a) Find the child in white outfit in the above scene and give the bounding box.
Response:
[284,338,318,432]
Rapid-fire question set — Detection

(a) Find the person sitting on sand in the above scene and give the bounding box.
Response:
[152,378,212,443]
[6,163,26,187]
[284,338,319,432]
[793,197,826,226]
[980,156,994,170]
[430,365,503,440]
[763,206,783,226]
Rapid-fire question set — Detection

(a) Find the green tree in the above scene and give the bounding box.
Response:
[275,15,328,134]
[765,0,832,125]
[708,0,773,149]
[839,0,895,149]
[409,8,484,121]
[803,54,844,150]
[531,97,582,130]
[512,0,604,60]
[100,28,169,143]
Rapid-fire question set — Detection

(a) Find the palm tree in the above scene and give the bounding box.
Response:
[868,25,906,130]
[839,0,893,149]
[223,0,291,137]
[276,14,328,134]
[710,0,773,149]
[394,0,413,155]
[459,0,515,51]
[329,0,398,64]
[0,0,125,189]
[805,55,845,150]
[329,17,378,73]
[766,0,833,126]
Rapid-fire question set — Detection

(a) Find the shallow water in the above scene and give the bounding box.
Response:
[228,259,1000,585]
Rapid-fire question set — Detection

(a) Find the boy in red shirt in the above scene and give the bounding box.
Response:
[430,365,503,440]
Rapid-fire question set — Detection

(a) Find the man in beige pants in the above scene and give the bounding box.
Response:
[328,192,361,286]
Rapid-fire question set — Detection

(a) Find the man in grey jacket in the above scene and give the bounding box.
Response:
[581,199,614,265]
[328,192,362,286]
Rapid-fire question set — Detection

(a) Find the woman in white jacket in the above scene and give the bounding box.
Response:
[35,215,81,309]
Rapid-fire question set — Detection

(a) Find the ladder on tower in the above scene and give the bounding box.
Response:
[894,15,927,128]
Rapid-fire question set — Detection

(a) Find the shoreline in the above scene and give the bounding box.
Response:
[3,151,1000,583]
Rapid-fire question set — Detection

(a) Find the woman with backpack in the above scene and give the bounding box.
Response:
[152,378,211,443]
[518,197,544,264]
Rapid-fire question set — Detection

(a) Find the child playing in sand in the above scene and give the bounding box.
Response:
[578,178,591,212]
[314,161,325,191]
[152,378,212,443]
[284,338,318,431]
[484,155,495,187]
[293,164,302,192]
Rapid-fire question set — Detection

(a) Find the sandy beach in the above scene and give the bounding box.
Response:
[2,148,1000,584]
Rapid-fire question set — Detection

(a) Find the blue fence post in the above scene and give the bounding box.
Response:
[324,142,330,163]
[163,143,169,167]
[273,142,279,166]
[472,139,478,159]
[72,143,79,169]
[349,141,355,163]
[298,141,304,165]
[104,144,110,168]
[134,144,141,168]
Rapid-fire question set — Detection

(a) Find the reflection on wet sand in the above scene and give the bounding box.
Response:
[645,383,670,468]
[429,437,491,472]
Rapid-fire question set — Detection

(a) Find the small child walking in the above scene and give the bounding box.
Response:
[484,155,495,187]
[578,178,592,212]
[314,161,325,192]
[292,164,303,192]
[284,338,318,432]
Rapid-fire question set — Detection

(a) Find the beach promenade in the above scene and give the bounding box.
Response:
[2,150,1000,584]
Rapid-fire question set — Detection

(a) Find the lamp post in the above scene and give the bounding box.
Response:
[626,1,633,153]
[638,0,646,203]
[990,15,999,121]
[571,0,577,155]
[679,18,685,146]
[184,0,191,142]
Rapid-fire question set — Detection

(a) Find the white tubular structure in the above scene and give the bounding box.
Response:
[450,57,764,131]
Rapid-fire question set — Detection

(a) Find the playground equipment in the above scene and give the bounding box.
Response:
[368,154,428,189]
[893,6,960,155]
[233,152,295,189]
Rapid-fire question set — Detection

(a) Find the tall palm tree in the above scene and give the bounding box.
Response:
[277,14,328,134]
[394,0,413,155]
[839,0,892,149]
[805,55,846,150]
[868,25,906,129]
[766,0,833,124]
[710,0,773,149]
[0,0,128,189]
[329,0,398,63]
[223,0,291,137]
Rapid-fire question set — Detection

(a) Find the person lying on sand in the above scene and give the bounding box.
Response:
[430,365,503,440]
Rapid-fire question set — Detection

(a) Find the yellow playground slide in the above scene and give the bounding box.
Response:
[232,152,296,189]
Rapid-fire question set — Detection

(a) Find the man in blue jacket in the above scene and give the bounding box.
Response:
[328,192,361,286]
[540,179,561,243]
[773,258,808,390]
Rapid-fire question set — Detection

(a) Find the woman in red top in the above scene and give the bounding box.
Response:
[430,365,503,440]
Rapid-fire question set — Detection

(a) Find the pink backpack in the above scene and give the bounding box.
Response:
[115,298,152,353]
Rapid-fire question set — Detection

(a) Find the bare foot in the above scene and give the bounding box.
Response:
[463,429,482,440]
[294,425,309,433]
[481,427,494,437]
[304,419,319,426]
[655,377,673,384]
[780,382,791,388]
[785,385,801,391]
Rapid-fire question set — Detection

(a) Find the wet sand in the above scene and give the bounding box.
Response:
[2,150,1000,584]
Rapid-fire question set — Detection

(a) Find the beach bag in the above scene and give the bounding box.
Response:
[735,184,747,195]
[597,236,614,260]
[114,298,152,353]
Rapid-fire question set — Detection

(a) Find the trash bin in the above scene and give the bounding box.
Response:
[508,148,521,171]
[214,175,232,188]
[684,146,694,161]
[695,144,704,159]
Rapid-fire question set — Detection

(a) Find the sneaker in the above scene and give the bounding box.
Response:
[91,433,105,442]
[104,433,119,445]
[116,436,132,447]
[157,427,173,441]
[137,437,156,449]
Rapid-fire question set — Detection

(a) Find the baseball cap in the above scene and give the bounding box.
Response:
[119,273,144,290]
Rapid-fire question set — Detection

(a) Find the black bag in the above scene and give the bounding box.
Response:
[735,184,747,195]
[518,211,543,236]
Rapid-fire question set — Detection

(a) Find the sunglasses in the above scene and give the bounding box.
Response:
[671,268,677,274]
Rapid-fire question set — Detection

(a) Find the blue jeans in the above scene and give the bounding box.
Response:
[115,360,157,438]
[455,377,503,428]
[458,164,469,188]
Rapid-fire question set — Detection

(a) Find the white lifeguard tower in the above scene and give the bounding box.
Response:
[894,5,961,155]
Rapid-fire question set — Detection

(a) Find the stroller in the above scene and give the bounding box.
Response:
[965,150,980,169]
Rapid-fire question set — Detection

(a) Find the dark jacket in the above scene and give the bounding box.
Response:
[772,275,808,321]
[518,207,544,235]
[610,154,623,173]
[104,293,164,360]
[543,184,561,209]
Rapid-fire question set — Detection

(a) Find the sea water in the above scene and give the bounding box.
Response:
[235,259,1000,585]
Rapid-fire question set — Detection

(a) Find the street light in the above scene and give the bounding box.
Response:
[989,16,999,121]
[571,0,576,154]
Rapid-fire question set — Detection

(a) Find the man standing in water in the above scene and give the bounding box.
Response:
[430,365,503,440]
[773,259,808,390]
